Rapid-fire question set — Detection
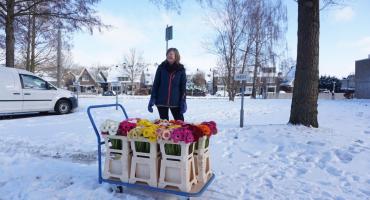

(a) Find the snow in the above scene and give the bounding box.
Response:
[1,96,370,199]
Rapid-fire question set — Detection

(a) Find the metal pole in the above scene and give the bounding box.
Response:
[116,87,118,110]
[240,80,245,127]
[56,27,62,88]
[76,82,79,102]
[332,81,336,100]
[166,25,168,53]
[212,69,215,95]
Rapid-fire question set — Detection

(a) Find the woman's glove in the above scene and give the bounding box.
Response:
[180,100,187,114]
[148,98,155,113]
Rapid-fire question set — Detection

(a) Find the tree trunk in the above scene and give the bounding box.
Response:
[30,8,36,72]
[5,0,15,67]
[57,27,62,87]
[252,41,259,99]
[289,0,320,128]
[25,13,32,71]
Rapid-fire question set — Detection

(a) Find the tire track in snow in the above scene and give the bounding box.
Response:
[0,138,97,164]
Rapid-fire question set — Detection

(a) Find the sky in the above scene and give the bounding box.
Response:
[71,0,370,78]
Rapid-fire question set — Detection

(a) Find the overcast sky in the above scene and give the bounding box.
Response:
[71,0,370,78]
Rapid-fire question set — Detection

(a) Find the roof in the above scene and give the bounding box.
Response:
[107,65,141,83]
[77,68,97,83]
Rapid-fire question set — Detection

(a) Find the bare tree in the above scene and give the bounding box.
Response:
[149,0,183,13]
[204,0,286,100]
[248,0,287,98]
[0,0,105,68]
[15,5,58,72]
[192,70,206,89]
[122,48,147,95]
[205,0,251,101]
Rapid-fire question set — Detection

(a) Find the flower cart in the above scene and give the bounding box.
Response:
[87,104,215,199]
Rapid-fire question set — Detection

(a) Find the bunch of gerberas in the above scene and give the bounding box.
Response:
[154,120,195,144]
[99,119,122,149]
[100,119,120,135]
[199,121,218,136]
[117,118,138,136]
[127,119,159,142]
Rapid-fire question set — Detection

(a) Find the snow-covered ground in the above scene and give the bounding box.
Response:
[1,96,370,200]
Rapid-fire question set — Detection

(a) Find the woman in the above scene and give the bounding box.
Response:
[148,48,187,121]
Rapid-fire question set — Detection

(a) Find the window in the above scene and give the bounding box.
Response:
[118,77,129,81]
[82,75,89,81]
[20,74,48,89]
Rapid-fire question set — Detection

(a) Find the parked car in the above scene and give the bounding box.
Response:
[135,88,150,96]
[236,92,251,96]
[102,91,116,96]
[215,90,228,97]
[0,66,78,115]
[319,89,330,93]
[186,89,206,97]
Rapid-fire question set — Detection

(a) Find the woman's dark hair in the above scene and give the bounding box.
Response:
[166,48,181,65]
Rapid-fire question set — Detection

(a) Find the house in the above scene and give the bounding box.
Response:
[236,66,278,95]
[75,68,101,93]
[63,67,106,94]
[62,71,78,90]
[340,74,355,91]
[279,66,295,92]
[140,69,154,88]
[355,55,370,99]
[107,65,142,94]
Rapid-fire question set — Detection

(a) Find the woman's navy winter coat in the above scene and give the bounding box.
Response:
[150,61,186,107]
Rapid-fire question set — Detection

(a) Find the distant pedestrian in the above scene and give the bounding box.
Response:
[147,48,187,121]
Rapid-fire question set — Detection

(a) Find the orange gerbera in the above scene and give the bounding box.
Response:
[197,124,211,136]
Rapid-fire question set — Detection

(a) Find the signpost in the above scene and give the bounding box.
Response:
[165,25,173,52]
[234,73,249,128]
[73,81,80,102]
[111,82,120,110]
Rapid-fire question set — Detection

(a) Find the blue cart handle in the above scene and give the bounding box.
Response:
[87,103,129,143]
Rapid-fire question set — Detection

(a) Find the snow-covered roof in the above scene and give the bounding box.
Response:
[107,65,154,83]
[77,68,97,83]
[107,65,130,82]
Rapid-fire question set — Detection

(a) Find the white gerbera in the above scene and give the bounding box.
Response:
[107,119,119,135]
[100,119,119,135]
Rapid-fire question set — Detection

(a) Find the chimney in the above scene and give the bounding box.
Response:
[368,54,370,59]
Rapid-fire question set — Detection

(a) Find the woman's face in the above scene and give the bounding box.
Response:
[166,51,176,64]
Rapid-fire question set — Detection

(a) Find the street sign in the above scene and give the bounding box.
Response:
[165,25,173,41]
[234,73,249,81]
[234,74,249,127]
[110,82,120,110]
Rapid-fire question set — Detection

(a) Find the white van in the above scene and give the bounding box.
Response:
[0,66,78,115]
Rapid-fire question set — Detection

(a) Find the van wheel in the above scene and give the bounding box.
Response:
[55,100,71,114]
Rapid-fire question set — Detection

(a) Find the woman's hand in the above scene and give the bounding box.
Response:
[148,98,155,113]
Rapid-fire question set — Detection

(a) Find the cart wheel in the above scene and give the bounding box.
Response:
[115,186,123,193]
